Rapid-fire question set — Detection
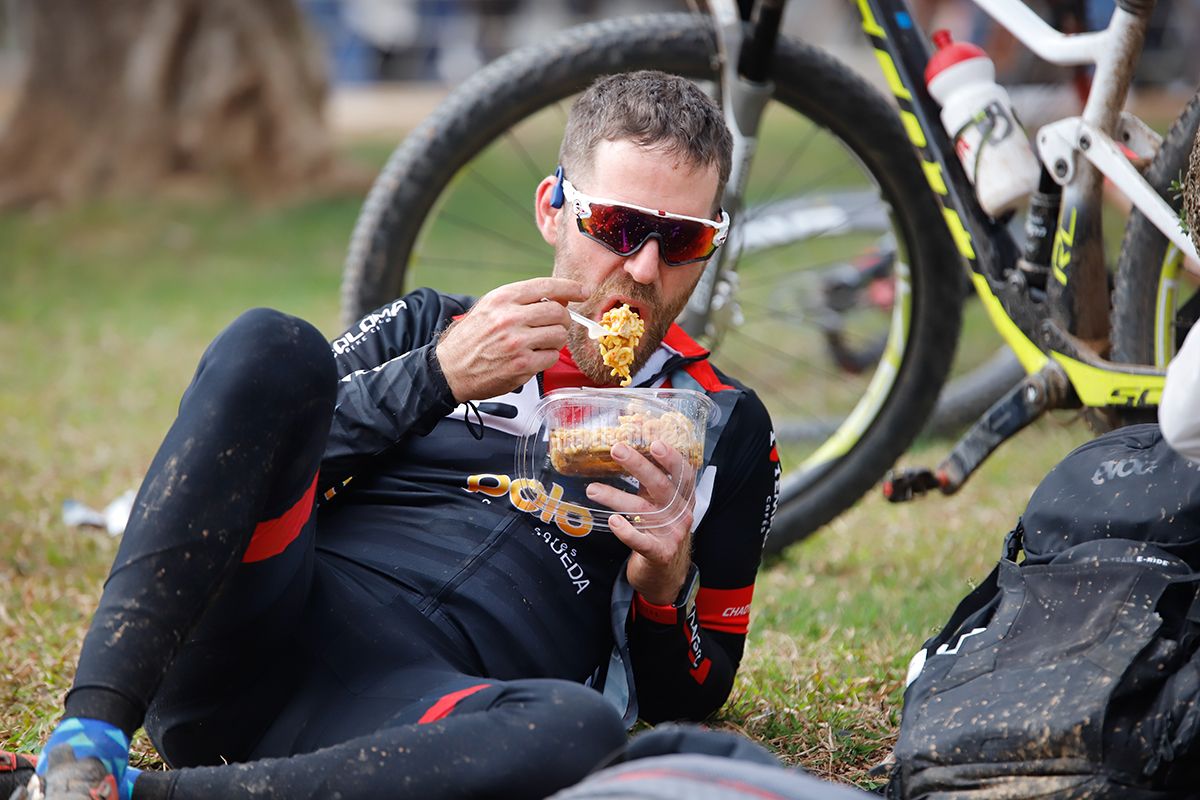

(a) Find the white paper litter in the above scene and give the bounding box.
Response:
[62,489,136,536]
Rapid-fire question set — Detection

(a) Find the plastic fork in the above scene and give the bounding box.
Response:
[567,307,613,340]
[540,297,612,339]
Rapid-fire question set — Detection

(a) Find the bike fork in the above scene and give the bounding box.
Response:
[883,361,1074,502]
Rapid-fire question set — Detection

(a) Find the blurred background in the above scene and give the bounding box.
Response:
[0,0,1197,210]
[1,0,1198,778]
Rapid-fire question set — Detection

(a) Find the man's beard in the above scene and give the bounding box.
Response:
[564,272,694,386]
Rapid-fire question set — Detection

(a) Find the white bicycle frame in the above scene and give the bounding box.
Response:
[974,0,1199,267]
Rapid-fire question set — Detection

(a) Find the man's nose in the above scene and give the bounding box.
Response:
[623,237,663,285]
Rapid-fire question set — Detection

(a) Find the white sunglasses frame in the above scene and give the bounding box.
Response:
[559,178,730,263]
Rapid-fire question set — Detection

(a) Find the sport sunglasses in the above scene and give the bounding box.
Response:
[554,171,729,267]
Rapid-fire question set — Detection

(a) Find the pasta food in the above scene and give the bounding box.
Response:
[548,408,701,477]
[597,304,645,387]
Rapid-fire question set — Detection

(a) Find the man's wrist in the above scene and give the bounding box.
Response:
[633,563,699,625]
[426,341,457,405]
[432,327,467,403]
[633,593,680,625]
[639,560,696,606]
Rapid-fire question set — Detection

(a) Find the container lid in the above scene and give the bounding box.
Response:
[924,29,987,84]
[514,388,718,534]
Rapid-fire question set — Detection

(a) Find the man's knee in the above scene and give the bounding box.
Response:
[428,678,624,797]
[503,680,626,774]
[194,308,335,411]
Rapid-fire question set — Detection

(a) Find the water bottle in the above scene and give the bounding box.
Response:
[925,30,1040,217]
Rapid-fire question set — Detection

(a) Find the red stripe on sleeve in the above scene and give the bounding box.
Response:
[241,473,319,564]
[417,683,492,724]
[633,593,679,625]
[697,585,755,635]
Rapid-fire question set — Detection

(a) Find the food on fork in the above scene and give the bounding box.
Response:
[597,304,644,387]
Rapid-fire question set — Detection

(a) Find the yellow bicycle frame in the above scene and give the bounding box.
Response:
[855,0,1168,411]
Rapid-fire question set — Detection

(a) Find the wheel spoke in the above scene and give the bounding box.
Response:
[732,295,890,347]
[711,352,824,420]
[719,324,871,384]
[412,255,550,274]
[735,253,881,287]
[751,125,821,205]
[428,211,550,260]
[461,165,542,223]
[502,112,563,181]
[743,159,870,223]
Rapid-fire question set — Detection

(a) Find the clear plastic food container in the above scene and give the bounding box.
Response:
[515,388,717,532]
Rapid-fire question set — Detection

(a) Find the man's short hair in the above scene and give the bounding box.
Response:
[559,70,733,209]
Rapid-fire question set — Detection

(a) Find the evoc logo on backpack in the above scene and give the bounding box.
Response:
[1091,457,1156,485]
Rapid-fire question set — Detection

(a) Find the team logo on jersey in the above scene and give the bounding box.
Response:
[465,473,594,537]
[332,299,409,355]
[684,604,712,684]
[762,431,781,546]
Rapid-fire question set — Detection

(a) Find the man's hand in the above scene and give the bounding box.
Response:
[436,277,587,402]
[585,441,696,605]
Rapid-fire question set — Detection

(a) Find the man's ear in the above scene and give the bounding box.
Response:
[535,174,562,247]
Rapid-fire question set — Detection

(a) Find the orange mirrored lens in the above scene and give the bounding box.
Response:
[579,203,718,265]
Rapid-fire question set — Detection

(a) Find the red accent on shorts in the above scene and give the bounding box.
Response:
[241,474,318,564]
[697,585,755,635]
[608,768,788,799]
[633,593,678,625]
[417,683,492,724]
[769,445,779,463]
[689,657,713,684]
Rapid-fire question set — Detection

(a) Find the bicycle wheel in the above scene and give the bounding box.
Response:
[1111,90,1200,390]
[340,13,964,554]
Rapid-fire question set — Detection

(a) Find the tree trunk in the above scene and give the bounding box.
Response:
[0,0,355,208]
[1188,127,1200,255]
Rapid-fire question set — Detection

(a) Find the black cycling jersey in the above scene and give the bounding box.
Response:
[319,288,780,722]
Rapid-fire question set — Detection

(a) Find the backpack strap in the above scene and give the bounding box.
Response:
[601,558,639,729]
[920,523,1023,654]
[921,566,1000,655]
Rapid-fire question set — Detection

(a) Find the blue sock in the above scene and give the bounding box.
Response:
[124,765,143,797]
[36,717,132,799]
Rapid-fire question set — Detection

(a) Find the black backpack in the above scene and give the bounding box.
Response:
[889,424,1200,799]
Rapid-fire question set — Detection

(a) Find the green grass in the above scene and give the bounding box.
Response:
[0,150,1095,788]
[0,193,362,755]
